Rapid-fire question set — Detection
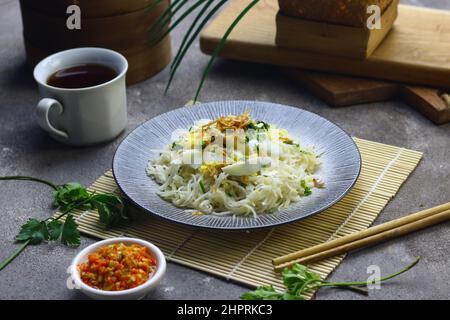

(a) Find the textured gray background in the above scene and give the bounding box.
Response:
[0,0,449,300]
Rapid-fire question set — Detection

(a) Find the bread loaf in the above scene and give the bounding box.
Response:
[278,0,393,27]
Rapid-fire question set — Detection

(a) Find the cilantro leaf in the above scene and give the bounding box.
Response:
[241,258,419,300]
[61,215,80,246]
[1,176,131,272]
[240,285,285,300]
[91,194,128,227]
[47,220,63,241]
[15,219,49,244]
[54,182,91,211]
[282,263,322,295]
[14,215,80,247]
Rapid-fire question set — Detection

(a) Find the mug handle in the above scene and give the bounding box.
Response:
[36,98,69,140]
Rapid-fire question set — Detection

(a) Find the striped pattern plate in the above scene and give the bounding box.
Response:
[113,101,362,230]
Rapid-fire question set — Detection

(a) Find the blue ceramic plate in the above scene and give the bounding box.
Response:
[113,101,361,231]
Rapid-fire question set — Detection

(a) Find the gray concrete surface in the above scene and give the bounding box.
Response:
[0,0,449,300]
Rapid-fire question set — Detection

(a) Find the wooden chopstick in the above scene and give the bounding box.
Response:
[273,202,450,271]
[274,209,450,271]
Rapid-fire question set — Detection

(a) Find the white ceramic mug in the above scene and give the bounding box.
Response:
[33,47,128,146]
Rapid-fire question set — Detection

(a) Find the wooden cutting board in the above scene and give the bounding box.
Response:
[288,70,450,124]
[200,0,450,89]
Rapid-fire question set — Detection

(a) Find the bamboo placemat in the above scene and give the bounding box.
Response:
[62,138,422,299]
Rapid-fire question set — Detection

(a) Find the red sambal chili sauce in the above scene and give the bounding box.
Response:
[77,243,157,291]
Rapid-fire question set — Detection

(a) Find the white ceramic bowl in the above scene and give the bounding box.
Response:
[70,237,166,300]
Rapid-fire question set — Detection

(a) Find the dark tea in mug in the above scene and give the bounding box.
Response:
[47,64,118,89]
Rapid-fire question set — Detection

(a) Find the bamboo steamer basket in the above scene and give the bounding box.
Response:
[19,0,172,84]
[20,0,155,18]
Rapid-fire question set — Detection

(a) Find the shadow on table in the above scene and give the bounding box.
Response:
[206,59,321,105]
[1,61,35,91]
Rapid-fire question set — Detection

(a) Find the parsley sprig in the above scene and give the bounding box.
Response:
[0,176,128,271]
[241,258,420,300]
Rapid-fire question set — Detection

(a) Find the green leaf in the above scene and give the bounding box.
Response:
[300,180,312,196]
[304,187,312,196]
[199,180,206,193]
[282,264,322,295]
[54,182,91,211]
[149,0,189,44]
[170,0,216,72]
[194,0,261,102]
[61,215,80,246]
[241,264,323,300]
[241,260,420,300]
[150,0,209,48]
[47,220,63,241]
[91,194,128,227]
[165,0,228,94]
[240,285,285,300]
[15,219,49,244]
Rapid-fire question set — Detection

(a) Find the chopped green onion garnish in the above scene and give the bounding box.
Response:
[247,123,256,130]
[304,187,312,196]
[247,121,269,131]
[199,180,206,193]
[257,121,270,130]
[300,180,312,196]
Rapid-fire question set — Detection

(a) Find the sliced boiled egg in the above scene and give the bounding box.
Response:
[222,157,272,176]
[222,161,260,176]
